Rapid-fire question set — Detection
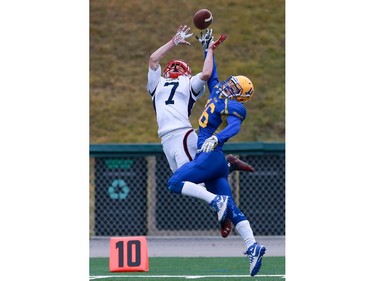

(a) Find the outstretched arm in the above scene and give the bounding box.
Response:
[149,25,193,70]
[199,47,214,81]
[200,116,242,153]
[196,30,227,86]
[149,40,174,71]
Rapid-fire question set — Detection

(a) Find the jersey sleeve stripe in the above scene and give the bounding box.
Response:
[149,87,157,98]
[182,129,194,161]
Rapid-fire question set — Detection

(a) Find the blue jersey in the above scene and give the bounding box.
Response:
[197,55,247,151]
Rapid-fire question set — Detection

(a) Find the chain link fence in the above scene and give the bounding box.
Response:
[89,143,285,239]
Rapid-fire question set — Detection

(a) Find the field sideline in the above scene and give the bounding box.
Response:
[90,257,285,281]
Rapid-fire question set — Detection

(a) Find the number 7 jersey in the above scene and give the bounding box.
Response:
[147,65,206,138]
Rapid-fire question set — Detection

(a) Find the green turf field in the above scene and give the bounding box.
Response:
[90,257,285,280]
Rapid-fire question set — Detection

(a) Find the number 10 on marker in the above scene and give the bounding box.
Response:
[116,240,141,267]
[109,236,149,272]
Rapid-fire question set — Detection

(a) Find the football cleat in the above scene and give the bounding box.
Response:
[209,195,229,222]
[220,218,232,238]
[227,154,255,173]
[245,242,266,276]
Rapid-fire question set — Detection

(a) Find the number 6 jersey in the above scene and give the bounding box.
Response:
[147,65,206,138]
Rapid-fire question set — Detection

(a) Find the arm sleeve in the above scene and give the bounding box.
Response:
[215,103,247,143]
[190,74,206,100]
[215,115,242,143]
[146,65,161,97]
[203,51,220,93]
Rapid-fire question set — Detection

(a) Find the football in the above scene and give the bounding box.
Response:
[193,9,213,30]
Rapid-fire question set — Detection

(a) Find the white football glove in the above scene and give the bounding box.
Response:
[195,28,213,52]
[201,135,218,152]
[172,25,193,46]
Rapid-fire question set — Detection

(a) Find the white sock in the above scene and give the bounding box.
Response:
[181,181,216,204]
[235,220,256,249]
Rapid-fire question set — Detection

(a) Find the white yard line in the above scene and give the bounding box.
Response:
[89,274,285,279]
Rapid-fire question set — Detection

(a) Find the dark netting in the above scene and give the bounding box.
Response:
[90,152,285,236]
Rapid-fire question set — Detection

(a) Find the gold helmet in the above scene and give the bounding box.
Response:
[218,75,254,102]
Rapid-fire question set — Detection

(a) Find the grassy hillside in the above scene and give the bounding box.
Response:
[90,0,285,143]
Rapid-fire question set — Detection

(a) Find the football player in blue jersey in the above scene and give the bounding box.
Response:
[166,29,266,277]
[148,25,254,238]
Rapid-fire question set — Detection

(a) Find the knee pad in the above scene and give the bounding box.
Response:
[166,180,184,194]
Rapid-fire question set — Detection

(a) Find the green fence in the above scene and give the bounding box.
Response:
[89,142,285,237]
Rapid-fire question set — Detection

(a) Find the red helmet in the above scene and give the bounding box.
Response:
[163,59,192,78]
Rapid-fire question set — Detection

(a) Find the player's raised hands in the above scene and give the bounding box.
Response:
[196,29,227,52]
[173,25,193,46]
[209,34,227,50]
[196,28,212,52]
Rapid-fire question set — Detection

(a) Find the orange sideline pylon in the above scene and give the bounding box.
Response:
[109,236,149,272]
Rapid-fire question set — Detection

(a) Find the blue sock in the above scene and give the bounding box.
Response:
[226,198,247,225]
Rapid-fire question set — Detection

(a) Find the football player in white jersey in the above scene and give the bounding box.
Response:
[147,25,213,172]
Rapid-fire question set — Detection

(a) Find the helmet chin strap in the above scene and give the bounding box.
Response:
[218,88,232,100]
[168,72,180,78]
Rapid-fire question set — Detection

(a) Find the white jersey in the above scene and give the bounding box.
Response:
[147,65,206,138]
